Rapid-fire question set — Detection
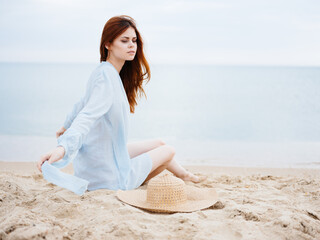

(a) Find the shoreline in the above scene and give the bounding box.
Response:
[1,161,319,178]
[1,133,320,169]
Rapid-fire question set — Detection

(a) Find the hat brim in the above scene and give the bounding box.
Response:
[116,185,218,213]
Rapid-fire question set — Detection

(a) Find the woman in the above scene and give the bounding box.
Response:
[37,15,204,191]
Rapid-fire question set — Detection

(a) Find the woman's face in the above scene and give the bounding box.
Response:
[106,27,137,61]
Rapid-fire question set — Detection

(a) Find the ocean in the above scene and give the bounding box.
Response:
[0,62,319,168]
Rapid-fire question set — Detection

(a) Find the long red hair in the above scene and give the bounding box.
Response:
[100,15,151,113]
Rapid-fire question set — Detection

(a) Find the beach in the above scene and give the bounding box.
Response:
[1,1,320,239]
[1,162,319,239]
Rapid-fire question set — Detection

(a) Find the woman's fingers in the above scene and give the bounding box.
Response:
[56,127,67,138]
[37,152,51,172]
[38,147,65,173]
[47,152,60,164]
[48,146,65,164]
[56,130,62,138]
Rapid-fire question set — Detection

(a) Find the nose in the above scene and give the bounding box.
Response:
[129,41,135,48]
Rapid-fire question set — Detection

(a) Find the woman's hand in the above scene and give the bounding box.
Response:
[56,126,67,138]
[37,146,65,173]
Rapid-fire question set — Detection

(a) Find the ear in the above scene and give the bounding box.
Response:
[105,43,110,50]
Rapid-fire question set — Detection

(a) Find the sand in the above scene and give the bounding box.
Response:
[0,162,319,240]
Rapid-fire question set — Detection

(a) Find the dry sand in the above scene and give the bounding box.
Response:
[0,162,319,240]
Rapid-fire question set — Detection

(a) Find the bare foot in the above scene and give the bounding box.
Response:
[180,171,207,183]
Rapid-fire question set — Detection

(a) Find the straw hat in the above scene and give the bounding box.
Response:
[116,173,218,213]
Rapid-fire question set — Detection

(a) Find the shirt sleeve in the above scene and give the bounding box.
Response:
[56,71,114,168]
[63,96,85,129]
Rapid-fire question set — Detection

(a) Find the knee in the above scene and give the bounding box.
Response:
[155,138,166,147]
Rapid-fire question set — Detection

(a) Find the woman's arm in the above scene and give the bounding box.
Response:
[63,97,86,129]
[57,74,114,166]
[38,71,114,171]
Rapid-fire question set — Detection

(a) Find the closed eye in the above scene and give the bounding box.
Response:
[121,40,137,43]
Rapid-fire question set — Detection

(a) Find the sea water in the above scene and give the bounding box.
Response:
[0,62,319,168]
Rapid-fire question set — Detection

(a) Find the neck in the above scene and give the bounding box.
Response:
[106,57,125,74]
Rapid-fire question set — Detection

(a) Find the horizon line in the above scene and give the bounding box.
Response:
[0,60,319,68]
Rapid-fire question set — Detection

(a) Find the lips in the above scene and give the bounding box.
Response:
[128,51,135,54]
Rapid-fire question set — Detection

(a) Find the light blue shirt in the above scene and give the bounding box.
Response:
[44,61,152,193]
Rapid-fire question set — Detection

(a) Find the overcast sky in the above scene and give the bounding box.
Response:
[0,0,319,65]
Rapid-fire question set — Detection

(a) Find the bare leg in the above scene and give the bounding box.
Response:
[127,139,165,158]
[166,158,202,182]
[142,145,175,184]
[127,139,205,185]
[142,144,204,184]
[142,165,168,185]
